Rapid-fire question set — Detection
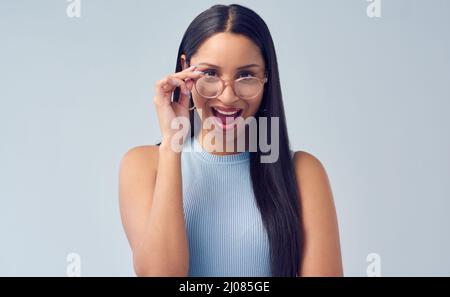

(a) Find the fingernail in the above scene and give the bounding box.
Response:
[193,70,203,74]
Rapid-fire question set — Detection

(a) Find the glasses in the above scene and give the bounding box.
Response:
[193,72,268,100]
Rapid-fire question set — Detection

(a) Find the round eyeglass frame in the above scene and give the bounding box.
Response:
[193,72,268,100]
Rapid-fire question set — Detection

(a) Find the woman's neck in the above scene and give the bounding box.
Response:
[197,129,248,155]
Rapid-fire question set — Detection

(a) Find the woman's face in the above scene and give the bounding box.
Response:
[182,32,266,138]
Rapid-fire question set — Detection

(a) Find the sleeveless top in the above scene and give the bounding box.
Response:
[180,135,273,277]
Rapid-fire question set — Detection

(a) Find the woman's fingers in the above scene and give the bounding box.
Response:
[153,65,204,108]
[178,78,193,109]
[171,68,203,108]
[173,68,203,109]
[154,76,183,107]
[172,76,190,94]
[171,70,204,81]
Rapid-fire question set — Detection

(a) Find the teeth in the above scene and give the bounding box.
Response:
[212,107,240,116]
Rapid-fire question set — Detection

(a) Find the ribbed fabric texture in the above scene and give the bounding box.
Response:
[181,135,272,277]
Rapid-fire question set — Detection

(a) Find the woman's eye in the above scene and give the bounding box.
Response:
[203,69,217,76]
[200,69,255,78]
[238,71,255,78]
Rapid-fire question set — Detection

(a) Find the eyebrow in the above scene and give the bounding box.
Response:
[195,62,261,70]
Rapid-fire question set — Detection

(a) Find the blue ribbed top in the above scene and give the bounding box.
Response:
[181,135,272,277]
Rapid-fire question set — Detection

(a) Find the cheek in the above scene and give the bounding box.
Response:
[245,96,264,117]
[191,92,210,118]
[191,90,203,108]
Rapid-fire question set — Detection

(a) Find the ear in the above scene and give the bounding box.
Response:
[180,54,189,70]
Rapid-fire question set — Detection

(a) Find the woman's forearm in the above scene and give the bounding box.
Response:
[132,141,189,276]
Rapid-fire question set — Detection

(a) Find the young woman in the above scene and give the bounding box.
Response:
[119,4,343,277]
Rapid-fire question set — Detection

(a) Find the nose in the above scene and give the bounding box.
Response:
[217,81,239,105]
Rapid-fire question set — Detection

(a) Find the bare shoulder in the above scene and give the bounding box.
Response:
[292,150,343,276]
[292,149,334,212]
[120,145,160,175]
[121,145,160,164]
[119,145,160,205]
[293,150,331,187]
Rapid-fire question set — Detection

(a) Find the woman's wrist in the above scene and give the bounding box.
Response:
[159,136,183,155]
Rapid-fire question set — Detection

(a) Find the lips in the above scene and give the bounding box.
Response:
[210,106,243,130]
[211,106,242,118]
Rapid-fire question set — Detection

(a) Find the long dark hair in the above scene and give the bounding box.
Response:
[169,4,303,276]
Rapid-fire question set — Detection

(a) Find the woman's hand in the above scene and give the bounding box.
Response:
[153,65,204,145]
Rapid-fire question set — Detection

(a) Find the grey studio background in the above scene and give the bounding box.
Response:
[0,0,449,276]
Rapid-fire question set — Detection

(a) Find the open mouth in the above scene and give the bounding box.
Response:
[211,106,242,120]
[210,106,243,130]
